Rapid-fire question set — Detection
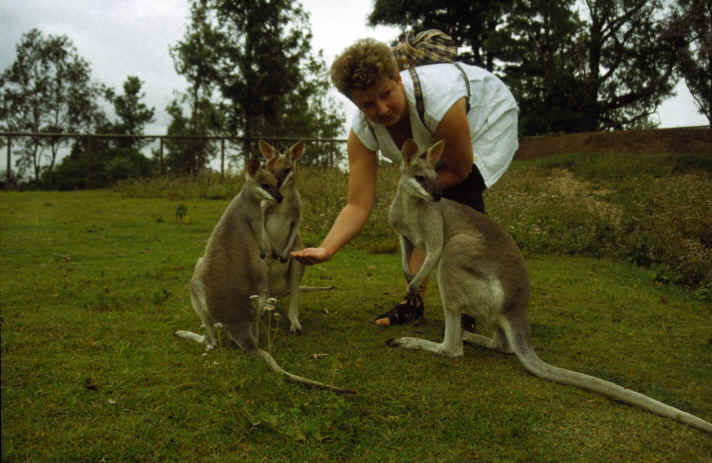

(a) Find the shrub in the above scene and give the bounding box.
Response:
[113,151,712,299]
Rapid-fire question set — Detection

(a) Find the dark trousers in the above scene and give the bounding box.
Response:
[442,165,486,214]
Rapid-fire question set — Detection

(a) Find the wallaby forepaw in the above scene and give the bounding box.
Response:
[385,338,400,347]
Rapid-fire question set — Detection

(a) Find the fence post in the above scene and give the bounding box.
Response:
[5,135,10,184]
[159,137,164,175]
[85,136,92,188]
[221,138,225,179]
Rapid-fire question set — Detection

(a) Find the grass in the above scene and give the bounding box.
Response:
[116,149,712,299]
[2,175,712,461]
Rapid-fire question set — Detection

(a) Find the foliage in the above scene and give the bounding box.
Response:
[666,0,712,124]
[2,190,711,461]
[0,28,105,180]
[42,146,157,190]
[577,0,680,131]
[169,0,346,167]
[167,0,224,175]
[368,0,512,71]
[490,152,712,296]
[495,0,586,135]
[369,0,681,134]
[116,142,712,297]
[104,76,156,150]
[40,76,157,190]
[162,98,221,175]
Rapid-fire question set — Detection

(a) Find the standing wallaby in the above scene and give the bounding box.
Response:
[386,139,711,434]
[258,140,319,334]
[174,149,354,394]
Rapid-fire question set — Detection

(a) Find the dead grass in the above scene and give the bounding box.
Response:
[516,126,712,160]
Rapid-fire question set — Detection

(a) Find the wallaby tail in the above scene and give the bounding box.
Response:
[255,348,356,395]
[499,317,712,434]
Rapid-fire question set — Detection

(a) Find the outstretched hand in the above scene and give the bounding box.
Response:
[290,247,332,266]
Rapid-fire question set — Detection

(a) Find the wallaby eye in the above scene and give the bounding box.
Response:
[261,184,271,190]
[415,175,425,184]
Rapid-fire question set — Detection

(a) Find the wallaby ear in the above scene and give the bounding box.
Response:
[288,141,305,162]
[259,139,278,160]
[401,139,419,166]
[246,157,260,177]
[427,140,446,168]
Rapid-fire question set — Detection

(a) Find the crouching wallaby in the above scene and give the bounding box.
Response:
[174,146,354,394]
[258,140,333,334]
[386,139,711,434]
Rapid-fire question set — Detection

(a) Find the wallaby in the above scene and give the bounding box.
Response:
[386,138,711,434]
[174,149,354,394]
[258,140,333,334]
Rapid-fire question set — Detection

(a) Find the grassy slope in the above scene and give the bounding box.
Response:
[2,189,711,462]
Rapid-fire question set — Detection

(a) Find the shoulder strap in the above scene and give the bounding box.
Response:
[453,63,471,114]
[409,63,471,136]
[408,67,428,135]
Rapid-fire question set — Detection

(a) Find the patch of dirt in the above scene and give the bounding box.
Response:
[516,127,711,160]
[546,168,623,225]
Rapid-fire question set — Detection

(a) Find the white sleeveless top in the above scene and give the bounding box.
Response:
[351,63,519,187]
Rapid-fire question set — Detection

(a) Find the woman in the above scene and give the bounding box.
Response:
[291,38,519,327]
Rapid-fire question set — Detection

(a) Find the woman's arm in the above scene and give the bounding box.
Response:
[434,98,474,189]
[291,129,378,265]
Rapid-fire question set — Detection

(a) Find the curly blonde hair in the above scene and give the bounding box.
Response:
[330,38,399,98]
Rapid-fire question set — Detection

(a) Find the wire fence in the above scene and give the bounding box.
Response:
[4,125,709,186]
[1,131,349,186]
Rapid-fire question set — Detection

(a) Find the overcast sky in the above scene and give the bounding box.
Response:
[1,0,708,140]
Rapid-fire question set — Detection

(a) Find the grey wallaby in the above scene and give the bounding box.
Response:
[174,144,354,394]
[258,140,334,334]
[386,138,711,434]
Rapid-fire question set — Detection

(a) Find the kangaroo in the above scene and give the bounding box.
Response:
[174,149,354,394]
[386,138,712,434]
[258,140,333,334]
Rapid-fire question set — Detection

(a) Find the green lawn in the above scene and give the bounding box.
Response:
[2,189,711,462]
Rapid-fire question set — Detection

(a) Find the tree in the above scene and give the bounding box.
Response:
[666,0,712,124]
[163,97,222,175]
[0,29,104,181]
[170,0,220,124]
[270,50,346,166]
[46,76,157,189]
[105,76,156,150]
[170,0,345,166]
[495,0,587,135]
[168,0,223,174]
[369,0,681,133]
[577,0,680,131]
[368,0,512,72]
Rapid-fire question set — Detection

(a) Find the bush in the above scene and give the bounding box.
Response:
[489,152,712,298]
[43,148,157,189]
[113,151,712,299]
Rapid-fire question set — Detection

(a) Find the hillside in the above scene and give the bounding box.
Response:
[515,126,712,160]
